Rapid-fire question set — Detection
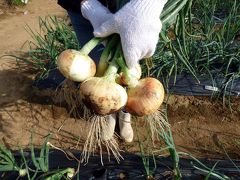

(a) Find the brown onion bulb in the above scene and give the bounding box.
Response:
[57,49,96,82]
[125,77,165,117]
[80,77,128,115]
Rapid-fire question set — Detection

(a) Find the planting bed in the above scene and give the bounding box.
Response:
[0,0,239,178]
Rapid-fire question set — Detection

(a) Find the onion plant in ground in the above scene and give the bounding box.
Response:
[144,0,240,99]
[17,16,80,81]
[16,0,240,98]
[135,101,234,179]
[0,135,75,179]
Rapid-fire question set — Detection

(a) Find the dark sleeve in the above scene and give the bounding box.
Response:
[57,0,82,12]
[57,0,117,13]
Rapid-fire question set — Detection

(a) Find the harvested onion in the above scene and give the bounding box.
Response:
[125,77,165,116]
[114,54,164,116]
[80,77,127,115]
[57,38,102,82]
[80,54,127,115]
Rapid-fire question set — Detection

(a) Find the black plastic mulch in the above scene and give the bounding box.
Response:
[1,150,240,179]
[33,69,240,97]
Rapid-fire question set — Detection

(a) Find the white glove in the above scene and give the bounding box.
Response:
[81,0,113,30]
[94,0,167,68]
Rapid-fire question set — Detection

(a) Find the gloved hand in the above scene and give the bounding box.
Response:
[81,0,113,30]
[94,0,167,68]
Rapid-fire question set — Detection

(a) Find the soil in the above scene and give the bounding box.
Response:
[0,0,240,163]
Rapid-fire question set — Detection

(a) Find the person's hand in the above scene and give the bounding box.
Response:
[81,0,113,30]
[94,0,167,68]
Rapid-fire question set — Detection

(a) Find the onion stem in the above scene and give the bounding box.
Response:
[116,45,139,87]
[103,61,118,78]
[103,44,122,81]
[79,37,103,55]
[96,35,120,76]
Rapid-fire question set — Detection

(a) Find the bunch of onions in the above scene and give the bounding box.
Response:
[56,38,102,82]
[56,34,166,163]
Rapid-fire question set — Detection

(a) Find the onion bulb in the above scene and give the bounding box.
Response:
[125,77,165,116]
[115,55,164,116]
[57,38,102,82]
[80,77,127,115]
[80,53,128,115]
[57,49,96,82]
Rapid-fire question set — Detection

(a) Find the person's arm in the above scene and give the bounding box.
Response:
[58,0,116,12]
[57,0,82,11]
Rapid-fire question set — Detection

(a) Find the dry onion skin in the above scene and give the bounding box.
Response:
[80,77,127,115]
[57,49,96,82]
[125,77,165,117]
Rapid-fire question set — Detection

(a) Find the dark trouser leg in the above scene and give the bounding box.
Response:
[67,10,104,64]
